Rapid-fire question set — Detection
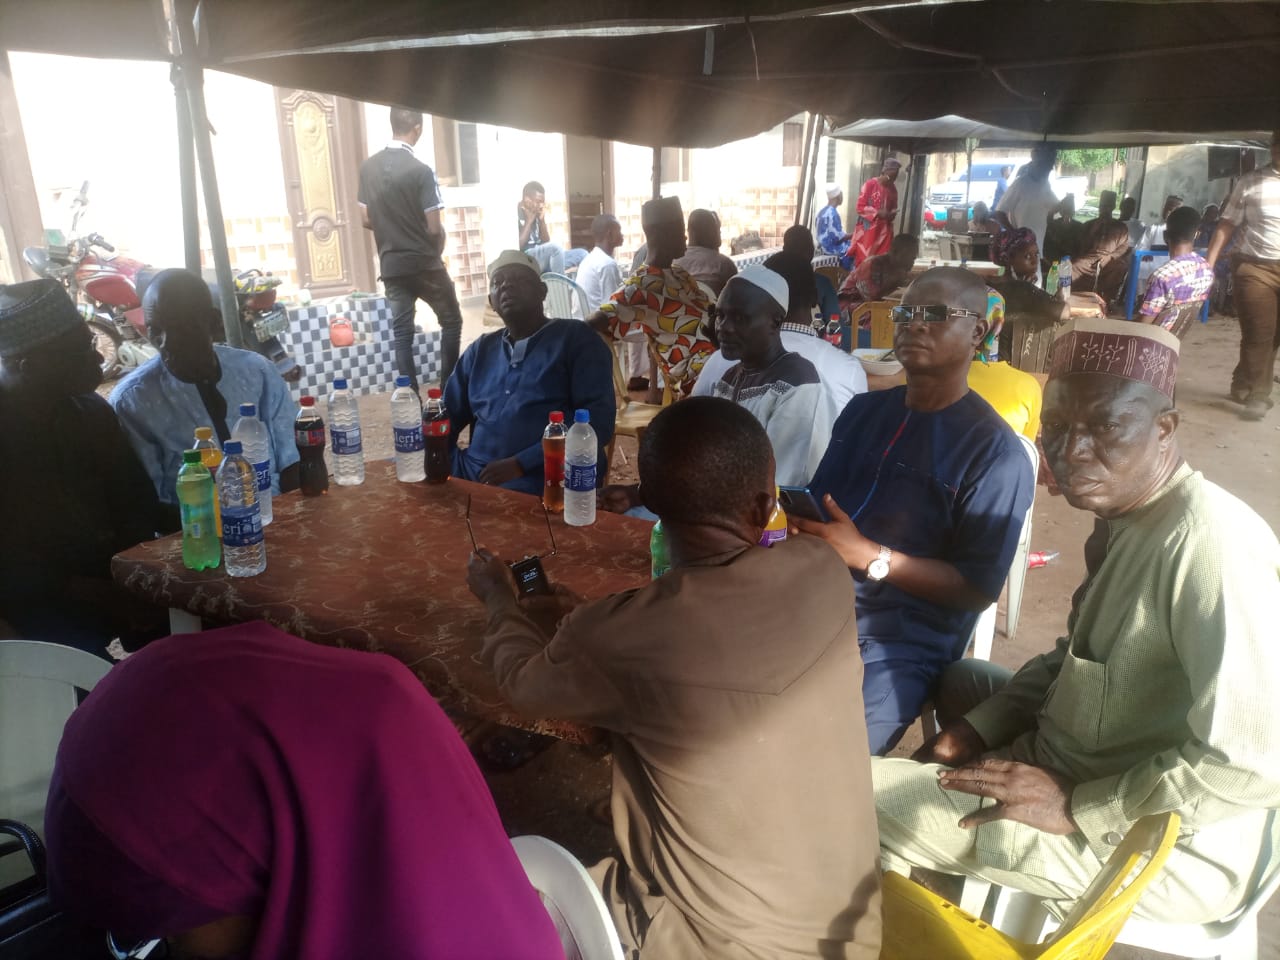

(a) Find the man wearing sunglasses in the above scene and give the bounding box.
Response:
[793,267,1034,755]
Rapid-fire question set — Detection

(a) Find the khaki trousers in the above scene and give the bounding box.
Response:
[1231,257,1280,402]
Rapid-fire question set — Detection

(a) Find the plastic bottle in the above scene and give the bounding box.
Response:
[177,449,220,571]
[758,487,788,547]
[326,377,364,486]
[390,375,425,482]
[231,403,273,526]
[192,426,222,531]
[564,408,598,527]
[294,396,329,496]
[1058,256,1072,302]
[1045,261,1060,296]
[542,411,566,513]
[1028,550,1060,569]
[650,519,669,579]
[422,387,451,485]
[217,440,266,577]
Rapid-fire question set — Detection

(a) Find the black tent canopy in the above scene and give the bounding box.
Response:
[5,1,1279,147]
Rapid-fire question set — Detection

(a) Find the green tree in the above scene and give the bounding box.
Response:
[1059,148,1124,173]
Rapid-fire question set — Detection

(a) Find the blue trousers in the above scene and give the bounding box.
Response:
[862,655,950,755]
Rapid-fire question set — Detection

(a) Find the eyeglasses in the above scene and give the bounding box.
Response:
[466,494,557,595]
[890,304,983,325]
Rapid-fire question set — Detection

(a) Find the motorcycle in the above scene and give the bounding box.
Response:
[21,182,300,382]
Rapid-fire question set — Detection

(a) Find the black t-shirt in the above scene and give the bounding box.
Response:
[357,145,445,277]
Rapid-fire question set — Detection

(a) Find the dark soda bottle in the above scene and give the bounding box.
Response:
[542,411,566,513]
[294,396,329,496]
[422,387,451,484]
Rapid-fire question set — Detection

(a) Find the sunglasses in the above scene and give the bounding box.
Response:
[890,304,983,325]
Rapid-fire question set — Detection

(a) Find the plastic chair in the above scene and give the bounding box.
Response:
[0,641,110,885]
[1003,434,1041,645]
[603,340,663,479]
[880,812,1180,960]
[511,835,624,960]
[542,272,590,322]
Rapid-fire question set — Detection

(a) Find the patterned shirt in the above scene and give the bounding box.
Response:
[816,204,847,257]
[1221,164,1280,261]
[1139,253,1214,327]
[598,264,714,386]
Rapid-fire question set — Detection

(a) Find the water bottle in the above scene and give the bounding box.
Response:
[542,411,566,513]
[177,449,220,571]
[1045,261,1060,296]
[327,377,364,486]
[650,519,669,578]
[1058,256,1072,302]
[294,396,329,496]
[217,440,266,577]
[564,408,598,527]
[390,375,425,482]
[758,487,788,547]
[192,426,222,531]
[231,403,273,526]
[422,387,451,485]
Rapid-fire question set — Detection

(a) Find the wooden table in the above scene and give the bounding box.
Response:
[111,466,652,738]
[910,258,1002,278]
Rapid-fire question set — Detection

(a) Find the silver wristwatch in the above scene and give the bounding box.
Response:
[867,545,893,582]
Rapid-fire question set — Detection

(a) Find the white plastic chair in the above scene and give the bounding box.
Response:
[511,835,624,960]
[0,641,110,885]
[1004,434,1041,645]
[542,272,590,322]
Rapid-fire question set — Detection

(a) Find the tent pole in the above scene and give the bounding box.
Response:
[173,6,241,347]
[803,116,824,228]
[171,61,200,274]
[795,112,815,226]
[651,146,661,200]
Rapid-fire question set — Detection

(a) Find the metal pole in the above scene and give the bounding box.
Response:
[651,146,662,200]
[171,61,200,274]
[801,115,824,228]
[794,113,814,227]
[173,8,241,346]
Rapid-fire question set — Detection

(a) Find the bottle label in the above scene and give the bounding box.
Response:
[394,425,424,453]
[180,502,213,539]
[295,426,325,448]
[222,504,264,547]
[424,417,451,437]
[252,460,271,492]
[758,526,788,548]
[566,462,597,493]
[331,426,363,455]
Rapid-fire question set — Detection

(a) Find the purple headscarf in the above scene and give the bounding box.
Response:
[45,622,564,960]
[991,227,1037,268]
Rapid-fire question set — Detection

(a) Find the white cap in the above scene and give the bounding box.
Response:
[825,183,842,199]
[726,264,789,315]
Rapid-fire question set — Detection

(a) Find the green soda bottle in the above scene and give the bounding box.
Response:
[650,520,670,579]
[177,449,221,571]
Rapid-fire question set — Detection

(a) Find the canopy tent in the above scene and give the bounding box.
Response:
[4,1,1279,148]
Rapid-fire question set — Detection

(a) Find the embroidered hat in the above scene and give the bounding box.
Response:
[1048,317,1180,400]
[641,196,684,228]
[825,183,842,199]
[0,279,84,359]
[487,249,542,282]
[882,157,903,172]
[725,264,789,316]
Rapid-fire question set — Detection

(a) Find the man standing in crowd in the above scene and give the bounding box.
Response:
[674,209,738,296]
[850,158,902,265]
[0,280,162,654]
[875,318,1280,927]
[358,107,464,391]
[590,196,715,402]
[576,214,624,315]
[992,165,1013,209]
[467,397,882,960]
[517,180,565,276]
[447,251,614,493]
[795,268,1033,755]
[692,265,835,486]
[996,145,1060,254]
[111,270,299,530]
[1208,129,1280,421]
[1139,206,1215,332]
[817,183,854,271]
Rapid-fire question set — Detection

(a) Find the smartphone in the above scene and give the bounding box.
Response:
[778,486,829,523]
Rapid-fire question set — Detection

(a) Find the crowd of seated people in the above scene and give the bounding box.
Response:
[6,187,1280,960]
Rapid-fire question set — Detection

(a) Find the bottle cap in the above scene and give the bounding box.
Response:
[300,396,316,407]
[194,426,213,440]
[395,375,411,387]
[574,409,590,423]
[333,377,348,390]
[182,449,202,464]
[239,403,256,417]
[549,411,564,423]
[223,440,243,455]
[427,387,442,398]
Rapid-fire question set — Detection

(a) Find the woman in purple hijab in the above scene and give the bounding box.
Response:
[44,621,565,960]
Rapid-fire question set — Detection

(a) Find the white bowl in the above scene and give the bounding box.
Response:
[853,348,903,377]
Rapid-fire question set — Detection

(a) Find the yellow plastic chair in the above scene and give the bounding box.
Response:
[603,337,663,476]
[880,812,1180,960]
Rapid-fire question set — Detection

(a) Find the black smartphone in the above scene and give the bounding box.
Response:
[778,486,829,523]
[509,555,551,596]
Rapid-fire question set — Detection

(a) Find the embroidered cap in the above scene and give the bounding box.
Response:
[487,249,542,282]
[725,264,789,316]
[641,196,684,228]
[825,183,842,199]
[1048,317,1180,401]
[0,279,84,359]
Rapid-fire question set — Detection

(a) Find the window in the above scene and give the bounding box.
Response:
[660,146,692,182]
[782,121,804,167]
[432,118,480,186]
[826,140,837,181]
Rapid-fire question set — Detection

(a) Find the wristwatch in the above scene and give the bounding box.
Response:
[867,545,893,582]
